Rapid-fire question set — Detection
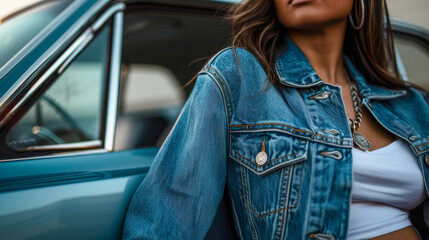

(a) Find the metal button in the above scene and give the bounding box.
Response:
[409,136,417,141]
[323,129,341,135]
[310,90,331,100]
[308,233,336,240]
[256,152,268,166]
[321,151,343,160]
[425,155,429,167]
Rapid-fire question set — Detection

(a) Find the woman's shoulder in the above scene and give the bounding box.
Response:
[200,47,268,89]
[205,47,265,73]
[402,84,429,106]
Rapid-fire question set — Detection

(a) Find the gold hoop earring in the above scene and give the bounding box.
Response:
[348,0,365,30]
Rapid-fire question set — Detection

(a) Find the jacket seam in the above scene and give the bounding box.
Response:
[198,71,231,146]
[276,167,290,239]
[235,150,299,167]
[238,164,304,219]
[240,195,294,218]
[239,165,260,240]
[204,66,234,119]
[230,123,312,135]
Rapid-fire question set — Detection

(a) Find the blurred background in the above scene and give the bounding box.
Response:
[1,0,429,30]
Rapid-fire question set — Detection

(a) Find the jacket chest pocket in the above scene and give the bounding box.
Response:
[229,130,309,218]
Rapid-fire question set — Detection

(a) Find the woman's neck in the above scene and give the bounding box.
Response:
[286,20,348,86]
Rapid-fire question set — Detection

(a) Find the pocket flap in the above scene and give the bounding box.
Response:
[229,131,309,176]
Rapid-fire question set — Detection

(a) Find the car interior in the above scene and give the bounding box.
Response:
[115,9,231,151]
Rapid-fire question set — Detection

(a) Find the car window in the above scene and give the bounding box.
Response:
[0,1,71,69]
[394,36,429,91]
[5,25,110,152]
[115,11,230,151]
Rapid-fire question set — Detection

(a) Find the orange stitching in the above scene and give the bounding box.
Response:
[234,151,257,167]
[293,129,308,134]
[238,164,304,218]
[416,142,429,154]
[262,152,298,166]
[230,123,312,135]
[295,163,305,205]
[206,67,233,116]
[240,196,293,218]
[235,150,298,167]
[416,142,429,148]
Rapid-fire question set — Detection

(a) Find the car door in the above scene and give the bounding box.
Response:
[0,1,234,239]
[392,19,429,91]
[0,2,155,239]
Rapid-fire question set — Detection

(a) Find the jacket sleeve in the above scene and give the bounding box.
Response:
[122,72,229,240]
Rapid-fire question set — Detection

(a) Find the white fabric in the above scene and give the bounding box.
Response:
[347,139,426,240]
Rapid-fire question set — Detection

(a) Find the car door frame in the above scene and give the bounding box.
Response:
[0,2,157,240]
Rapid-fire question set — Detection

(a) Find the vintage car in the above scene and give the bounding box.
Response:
[0,0,428,239]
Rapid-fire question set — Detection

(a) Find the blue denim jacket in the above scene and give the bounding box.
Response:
[122,38,429,240]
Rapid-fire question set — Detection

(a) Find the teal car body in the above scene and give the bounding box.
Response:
[0,1,232,239]
[0,1,427,239]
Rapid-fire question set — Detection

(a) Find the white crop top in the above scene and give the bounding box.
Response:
[347,139,427,240]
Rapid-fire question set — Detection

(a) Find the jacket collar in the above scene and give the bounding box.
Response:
[275,37,407,100]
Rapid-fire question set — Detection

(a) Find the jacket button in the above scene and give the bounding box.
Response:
[409,136,417,141]
[425,155,429,167]
[256,152,268,166]
[308,233,336,240]
[310,90,331,100]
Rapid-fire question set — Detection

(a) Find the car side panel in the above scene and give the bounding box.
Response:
[0,148,157,240]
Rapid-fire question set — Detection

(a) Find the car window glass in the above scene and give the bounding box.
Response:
[5,25,110,152]
[115,11,229,151]
[394,37,429,91]
[0,1,71,69]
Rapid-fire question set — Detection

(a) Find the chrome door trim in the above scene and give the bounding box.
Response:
[13,140,103,152]
[0,3,125,162]
[0,28,95,127]
[104,11,124,151]
[92,3,125,31]
[0,0,84,79]
[0,149,109,163]
[0,0,108,113]
[57,29,94,74]
[0,3,125,128]
[57,3,126,75]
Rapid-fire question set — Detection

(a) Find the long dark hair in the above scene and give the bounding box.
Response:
[228,0,409,90]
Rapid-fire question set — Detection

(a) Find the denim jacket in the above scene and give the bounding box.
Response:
[123,38,429,240]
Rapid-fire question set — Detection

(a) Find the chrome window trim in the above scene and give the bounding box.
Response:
[13,140,103,152]
[104,11,124,151]
[0,28,95,127]
[0,0,83,79]
[0,149,109,163]
[0,3,126,162]
[57,29,94,74]
[92,4,125,31]
[0,0,108,113]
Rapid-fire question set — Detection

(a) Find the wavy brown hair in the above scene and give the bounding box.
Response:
[228,0,410,90]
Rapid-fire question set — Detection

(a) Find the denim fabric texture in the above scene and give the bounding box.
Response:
[122,38,429,240]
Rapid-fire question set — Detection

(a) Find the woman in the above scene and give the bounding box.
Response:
[123,0,429,239]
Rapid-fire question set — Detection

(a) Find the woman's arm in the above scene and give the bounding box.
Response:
[122,72,229,240]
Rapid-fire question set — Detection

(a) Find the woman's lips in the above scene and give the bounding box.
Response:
[288,0,313,5]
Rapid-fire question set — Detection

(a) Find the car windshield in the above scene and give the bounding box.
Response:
[0,1,71,69]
